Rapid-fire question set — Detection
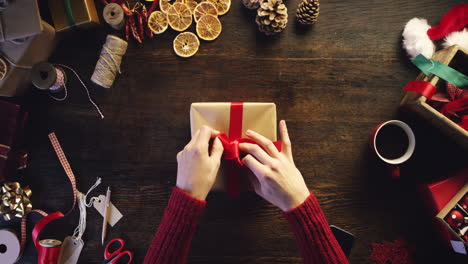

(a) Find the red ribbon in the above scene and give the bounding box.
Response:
[32,212,64,249]
[217,103,281,198]
[403,81,468,131]
[403,81,437,99]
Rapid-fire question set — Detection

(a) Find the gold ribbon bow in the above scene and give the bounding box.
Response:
[0,182,32,220]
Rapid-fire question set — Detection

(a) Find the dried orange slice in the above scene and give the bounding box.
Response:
[148,11,168,34]
[159,0,182,14]
[184,0,198,13]
[193,2,218,23]
[167,2,193,31]
[207,0,230,15]
[196,15,222,41]
[0,58,6,80]
[173,32,200,58]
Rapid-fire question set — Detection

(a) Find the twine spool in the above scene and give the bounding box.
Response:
[31,62,105,119]
[91,35,128,88]
[31,62,66,93]
[103,3,125,30]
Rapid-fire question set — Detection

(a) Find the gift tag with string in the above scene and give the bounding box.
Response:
[59,179,102,264]
[58,236,84,264]
[93,194,123,227]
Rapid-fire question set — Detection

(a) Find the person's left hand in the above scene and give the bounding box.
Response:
[176,126,224,200]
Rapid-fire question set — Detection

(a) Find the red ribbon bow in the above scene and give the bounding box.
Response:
[217,103,281,198]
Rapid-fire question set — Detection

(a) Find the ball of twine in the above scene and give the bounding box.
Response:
[91,35,128,88]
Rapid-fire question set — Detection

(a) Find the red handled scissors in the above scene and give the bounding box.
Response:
[103,238,133,264]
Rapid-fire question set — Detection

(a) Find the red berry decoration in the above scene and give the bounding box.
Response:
[446,210,464,228]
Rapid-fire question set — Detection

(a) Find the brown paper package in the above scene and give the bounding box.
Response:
[190,102,277,191]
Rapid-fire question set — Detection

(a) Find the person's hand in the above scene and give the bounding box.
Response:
[176,126,224,200]
[239,120,310,211]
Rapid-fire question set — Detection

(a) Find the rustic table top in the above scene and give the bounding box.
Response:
[2,0,468,263]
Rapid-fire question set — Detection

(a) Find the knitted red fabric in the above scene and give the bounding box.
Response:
[283,193,349,264]
[144,189,348,264]
[143,187,206,264]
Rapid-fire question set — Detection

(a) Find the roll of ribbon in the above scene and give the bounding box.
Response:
[37,239,62,264]
[0,229,21,264]
[103,3,125,30]
[31,62,66,93]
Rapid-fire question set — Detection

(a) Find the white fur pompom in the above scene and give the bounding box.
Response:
[443,28,468,50]
[402,18,436,60]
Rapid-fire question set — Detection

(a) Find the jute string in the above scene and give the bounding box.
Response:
[91,35,128,88]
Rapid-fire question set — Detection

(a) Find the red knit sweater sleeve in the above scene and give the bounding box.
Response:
[143,187,206,264]
[283,193,349,264]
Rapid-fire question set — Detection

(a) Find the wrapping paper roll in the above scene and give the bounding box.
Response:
[0,229,21,264]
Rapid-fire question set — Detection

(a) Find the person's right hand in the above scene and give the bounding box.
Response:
[239,120,310,212]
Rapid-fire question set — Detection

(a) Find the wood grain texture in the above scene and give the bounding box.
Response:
[1,0,467,263]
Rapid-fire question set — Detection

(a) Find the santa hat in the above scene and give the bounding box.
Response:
[402,4,468,59]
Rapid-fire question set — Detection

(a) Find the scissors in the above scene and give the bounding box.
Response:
[103,238,133,264]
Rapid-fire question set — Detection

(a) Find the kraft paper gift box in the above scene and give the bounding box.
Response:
[49,0,100,32]
[190,102,278,193]
[0,21,56,97]
[0,0,42,42]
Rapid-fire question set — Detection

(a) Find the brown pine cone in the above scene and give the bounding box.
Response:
[296,0,319,25]
[243,0,260,9]
[255,0,288,35]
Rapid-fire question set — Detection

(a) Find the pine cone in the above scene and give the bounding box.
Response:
[296,0,319,25]
[243,0,260,9]
[255,0,288,35]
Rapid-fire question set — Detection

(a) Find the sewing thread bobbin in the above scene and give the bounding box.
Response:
[103,3,125,30]
[31,62,67,93]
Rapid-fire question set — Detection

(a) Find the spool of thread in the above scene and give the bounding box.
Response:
[31,62,66,93]
[37,239,62,264]
[0,229,21,264]
[91,35,128,89]
[103,3,125,30]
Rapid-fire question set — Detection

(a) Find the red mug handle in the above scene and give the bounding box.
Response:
[387,164,400,179]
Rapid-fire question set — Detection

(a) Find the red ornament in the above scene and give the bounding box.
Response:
[446,209,464,228]
[460,194,468,211]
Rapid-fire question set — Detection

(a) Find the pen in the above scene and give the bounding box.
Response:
[101,187,111,245]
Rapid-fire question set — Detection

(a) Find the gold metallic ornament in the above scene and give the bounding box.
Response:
[0,182,32,220]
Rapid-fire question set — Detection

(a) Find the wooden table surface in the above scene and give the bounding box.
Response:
[2,0,468,263]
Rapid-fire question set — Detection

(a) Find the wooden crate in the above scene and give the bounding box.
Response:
[400,45,468,149]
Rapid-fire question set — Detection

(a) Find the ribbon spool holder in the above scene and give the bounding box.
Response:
[0,229,21,264]
[31,62,66,93]
[103,3,125,30]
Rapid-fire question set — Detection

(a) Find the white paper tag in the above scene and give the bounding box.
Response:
[58,236,84,264]
[93,194,123,227]
[450,240,467,255]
